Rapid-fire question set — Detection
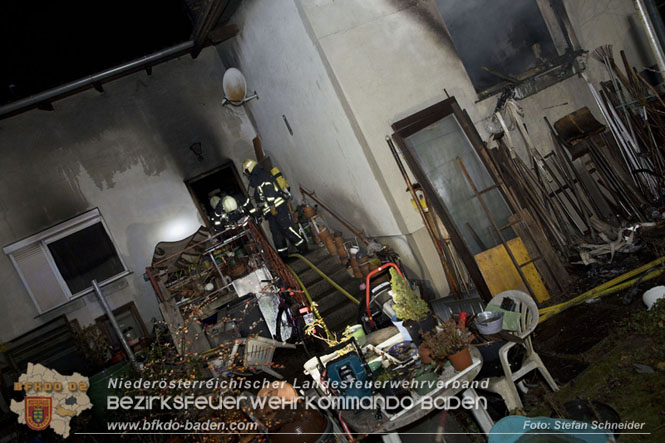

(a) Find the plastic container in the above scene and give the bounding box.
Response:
[413,367,438,395]
[303,332,404,388]
[643,285,665,310]
[346,324,367,346]
[390,317,413,342]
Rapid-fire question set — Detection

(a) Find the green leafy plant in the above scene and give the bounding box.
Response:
[376,370,396,383]
[390,268,430,322]
[422,319,473,361]
[72,325,111,370]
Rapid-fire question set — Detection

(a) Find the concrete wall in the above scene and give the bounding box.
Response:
[0,47,256,343]
[294,0,655,294]
[0,1,650,342]
[216,0,448,292]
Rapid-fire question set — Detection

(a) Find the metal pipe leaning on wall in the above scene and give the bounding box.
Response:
[385,136,461,297]
[92,279,139,370]
[634,0,665,75]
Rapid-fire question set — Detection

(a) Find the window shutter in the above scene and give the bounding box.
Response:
[11,243,68,313]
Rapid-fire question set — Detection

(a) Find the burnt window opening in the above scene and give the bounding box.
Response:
[47,222,126,295]
[433,0,584,101]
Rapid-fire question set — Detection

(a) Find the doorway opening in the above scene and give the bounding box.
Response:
[184,160,247,229]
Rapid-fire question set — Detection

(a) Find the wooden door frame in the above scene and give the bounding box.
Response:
[94,301,148,345]
[391,97,498,302]
[184,160,248,230]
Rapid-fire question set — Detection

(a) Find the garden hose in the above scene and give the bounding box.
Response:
[288,253,360,305]
[538,255,665,322]
[539,269,664,322]
[622,265,664,305]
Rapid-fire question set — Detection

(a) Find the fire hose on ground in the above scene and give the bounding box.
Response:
[538,255,665,322]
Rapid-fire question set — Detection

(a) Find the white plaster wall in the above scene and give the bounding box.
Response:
[217,0,404,239]
[216,0,445,285]
[0,47,256,343]
[296,0,656,295]
[217,0,460,294]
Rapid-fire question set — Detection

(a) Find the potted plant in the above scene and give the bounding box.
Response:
[421,318,474,371]
[390,268,435,345]
[72,325,111,371]
[418,342,434,364]
[228,256,247,279]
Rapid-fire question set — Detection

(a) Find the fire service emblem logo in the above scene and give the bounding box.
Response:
[25,397,52,431]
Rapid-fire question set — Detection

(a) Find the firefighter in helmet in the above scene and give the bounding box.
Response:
[242,159,307,259]
[209,193,253,231]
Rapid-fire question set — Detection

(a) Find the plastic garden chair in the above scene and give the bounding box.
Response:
[483,290,558,412]
[228,336,296,379]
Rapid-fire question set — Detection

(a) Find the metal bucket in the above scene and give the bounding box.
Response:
[475,311,504,335]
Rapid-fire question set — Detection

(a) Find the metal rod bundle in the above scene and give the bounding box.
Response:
[588,46,665,203]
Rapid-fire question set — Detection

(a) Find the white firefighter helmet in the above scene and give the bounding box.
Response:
[242,159,257,176]
[209,195,221,210]
[222,195,238,213]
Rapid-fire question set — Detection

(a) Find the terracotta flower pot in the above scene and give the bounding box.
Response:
[317,226,331,243]
[357,255,370,277]
[337,248,348,265]
[303,205,316,219]
[229,262,248,279]
[448,346,472,371]
[324,237,338,256]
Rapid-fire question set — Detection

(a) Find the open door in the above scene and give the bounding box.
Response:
[184,160,248,230]
[391,97,518,302]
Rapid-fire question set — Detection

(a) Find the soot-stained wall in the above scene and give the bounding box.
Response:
[295,0,654,296]
[0,47,256,342]
[434,0,559,93]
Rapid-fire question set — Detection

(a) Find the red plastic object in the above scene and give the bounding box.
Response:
[458,312,468,328]
[365,262,403,328]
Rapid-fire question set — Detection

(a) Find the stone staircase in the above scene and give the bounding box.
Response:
[289,245,363,335]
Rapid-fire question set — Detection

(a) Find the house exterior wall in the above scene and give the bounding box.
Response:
[1,1,653,344]
[218,0,655,297]
[294,0,655,294]
[0,47,256,342]
[217,0,449,293]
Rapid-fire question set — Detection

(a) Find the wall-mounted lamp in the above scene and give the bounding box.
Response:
[221,68,259,106]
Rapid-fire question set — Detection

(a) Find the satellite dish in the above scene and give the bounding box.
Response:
[222,68,258,106]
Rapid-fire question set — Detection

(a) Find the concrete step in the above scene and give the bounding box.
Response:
[323,302,360,334]
[288,245,331,274]
[311,284,361,312]
[306,267,355,299]
[297,256,346,287]
[313,287,354,314]
[285,240,364,336]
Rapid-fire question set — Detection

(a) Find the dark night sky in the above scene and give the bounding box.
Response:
[0,0,192,105]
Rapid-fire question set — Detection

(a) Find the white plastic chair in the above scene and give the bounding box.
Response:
[484,290,558,412]
[228,336,296,379]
